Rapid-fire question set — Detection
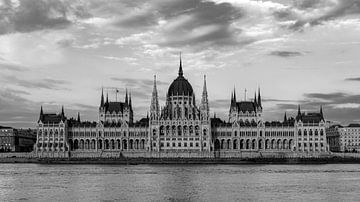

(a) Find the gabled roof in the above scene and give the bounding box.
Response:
[39,113,66,124]
[236,101,256,113]
[106,102,126,113]
[299,112,324,123]
[347,123,360,128]
[0,126,13,129]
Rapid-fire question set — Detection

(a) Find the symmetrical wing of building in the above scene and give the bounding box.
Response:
[35,59,329,158]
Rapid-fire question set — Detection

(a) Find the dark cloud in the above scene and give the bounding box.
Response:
[287,0,360,31]
[0,88,98,128]
[273,91,360,124]
[0,0,89,35]
[0,62,27,72]
[3,75,69,90]
[345,77,360,81]
[110,0,244,48]
[111,77,168,88]
[269,51,303,57]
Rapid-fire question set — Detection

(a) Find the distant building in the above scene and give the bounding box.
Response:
[0,126,36,152]
[35,57,330,158]
[338,124,360,152]
[326,125,341,152]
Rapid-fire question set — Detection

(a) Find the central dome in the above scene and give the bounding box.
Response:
[167,59,193,96]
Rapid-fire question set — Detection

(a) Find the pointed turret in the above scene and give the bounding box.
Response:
[77,112,81,122]
[100,88,104,107]
[283,112,287,123]
[150,75,160,120]
[254,91,257,106]
[178,52,183,76]
[106,92,109,104]
[257,87,262,107]
[320,105,324,120]
[201,75,209,120]
[125,89,128,105]
[61,106,65,117]
[233,87,237,103]
[39,106,44,121]
[296,105,302,121]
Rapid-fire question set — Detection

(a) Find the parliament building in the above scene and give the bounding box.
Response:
[35,58,329,158]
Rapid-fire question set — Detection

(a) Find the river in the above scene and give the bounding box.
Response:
[0,164,360,201]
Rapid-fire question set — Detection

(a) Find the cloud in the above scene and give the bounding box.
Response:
[269,51,303,57]
[272,91,360,124]
[345,77,360,81]
[0,0,69,35]
[111,77,168,88]
[281,0,360,31]
[2,75,69,90]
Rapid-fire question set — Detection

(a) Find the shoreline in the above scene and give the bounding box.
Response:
[2,156,360,165]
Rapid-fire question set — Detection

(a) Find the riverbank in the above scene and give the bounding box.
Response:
[2,155,360,164]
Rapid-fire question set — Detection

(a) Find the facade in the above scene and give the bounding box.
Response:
[35,58,329,158]
[0,126,36,152]
[338,124,360,152]
[326,124,341,152]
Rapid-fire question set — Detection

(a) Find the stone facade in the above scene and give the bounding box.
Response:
[35,58,330,158]
[0,126,36,152]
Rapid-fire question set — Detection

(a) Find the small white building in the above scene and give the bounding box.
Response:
[339,124,360,152]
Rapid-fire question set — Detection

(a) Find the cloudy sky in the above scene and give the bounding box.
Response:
[1,0,360,128]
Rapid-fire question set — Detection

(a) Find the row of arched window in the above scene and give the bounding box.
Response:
[298,129,324,136]
[68,138,146,151]
[214,139,294,150]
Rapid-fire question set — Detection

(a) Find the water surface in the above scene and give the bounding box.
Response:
[0,163,360,201]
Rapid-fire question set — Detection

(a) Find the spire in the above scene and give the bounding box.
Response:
[202,75,207,96]
[201,75,209,119]
[254,91,257,106]
[257,87,261,107]
[297,105,301,116]
[100,88,104,107]
[150,75,160,120]
[125,89,128,105]
[178,52,183,76]
[106,92,109,104]
[233,87,237,102]
[61,105,64,117]
[320,105,323,119]
[39,106,44,121]
[283,112,287,123]
[77,112,81,122]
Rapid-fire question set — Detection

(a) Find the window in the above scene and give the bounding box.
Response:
[178,142,181,147]
[196,143,199,147]
[190,142,193,147]
[172,142,175,147]
[166,143,170,147]
[184,142,187,147]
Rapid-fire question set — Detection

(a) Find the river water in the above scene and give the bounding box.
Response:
[0,164,360,201]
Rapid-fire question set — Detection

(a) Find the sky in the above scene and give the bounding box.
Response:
[0,0,360,128]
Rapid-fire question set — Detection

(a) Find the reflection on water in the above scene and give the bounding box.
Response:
[1,164,360,201]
